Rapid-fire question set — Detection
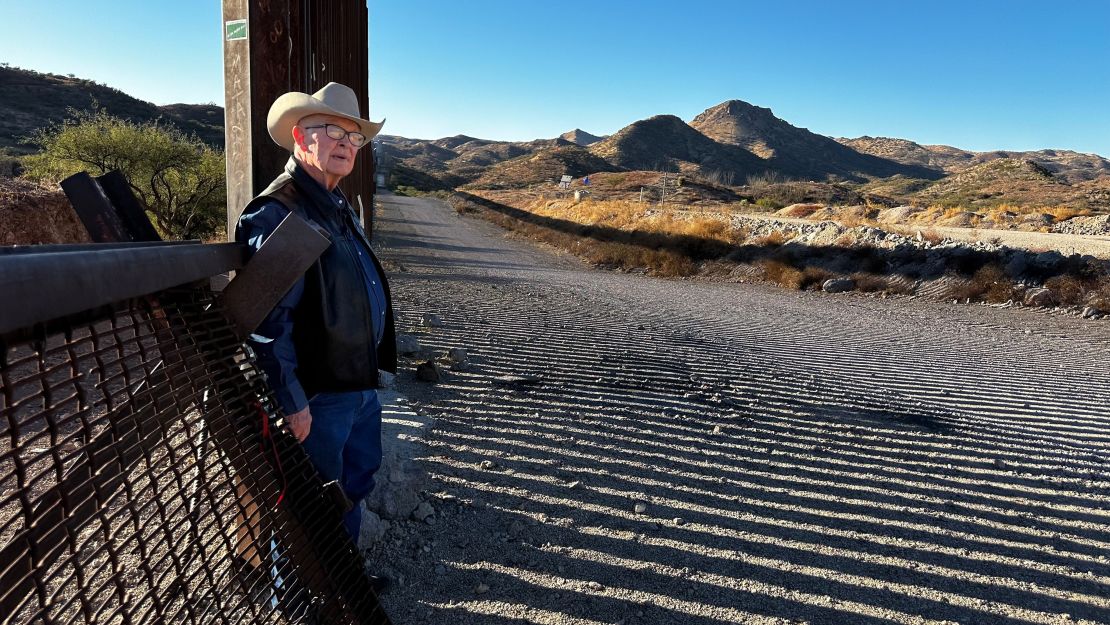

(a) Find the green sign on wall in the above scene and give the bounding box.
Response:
[225,19,247,41]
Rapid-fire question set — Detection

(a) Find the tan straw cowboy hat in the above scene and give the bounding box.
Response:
[267,82,385,152]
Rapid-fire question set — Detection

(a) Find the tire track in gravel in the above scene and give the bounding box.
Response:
[369,192,1110,625]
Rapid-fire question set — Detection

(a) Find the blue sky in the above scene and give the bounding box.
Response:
[2,1,1108,155]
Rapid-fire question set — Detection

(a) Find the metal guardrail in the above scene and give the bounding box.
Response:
[0,231,388,623]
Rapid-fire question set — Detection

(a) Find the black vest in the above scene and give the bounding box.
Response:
[244,172,397,396]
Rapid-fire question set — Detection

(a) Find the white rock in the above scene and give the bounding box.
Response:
[377,370,396,389]
[1024,288,1055,308]
[823,278,856,294]
[357,510,389,548]
[634,502,648,514]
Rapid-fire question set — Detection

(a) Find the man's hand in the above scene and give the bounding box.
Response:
[283,406,312,442]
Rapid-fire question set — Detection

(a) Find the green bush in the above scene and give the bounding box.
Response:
[754,197,781,211]
[22,109,226,240]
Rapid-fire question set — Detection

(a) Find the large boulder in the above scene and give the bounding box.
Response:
[823,278,856,294]
[1024,287,1056,307]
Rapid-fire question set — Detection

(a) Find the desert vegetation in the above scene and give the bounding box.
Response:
[449,193,1110,314]
[20,109,226,240]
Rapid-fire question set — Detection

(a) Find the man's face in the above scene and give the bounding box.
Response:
[295,113,360,181]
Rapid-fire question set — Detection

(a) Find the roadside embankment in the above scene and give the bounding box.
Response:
[448,191,1110,317]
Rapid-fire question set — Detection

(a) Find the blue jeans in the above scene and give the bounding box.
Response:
[302,389,383,540]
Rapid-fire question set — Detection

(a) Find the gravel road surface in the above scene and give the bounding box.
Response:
[369,192,1110,625]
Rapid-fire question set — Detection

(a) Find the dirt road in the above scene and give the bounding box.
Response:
[370,192,1110,625]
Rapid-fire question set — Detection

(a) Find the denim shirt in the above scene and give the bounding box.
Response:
[236,159,387,414]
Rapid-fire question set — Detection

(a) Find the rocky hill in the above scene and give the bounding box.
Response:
[0,65,224,153]
[467,145,619,189]
[376,135,574,188]
[840,136,1110,183]
[690,100,942,182]
[588,114,768,180]
[560,129,605,146]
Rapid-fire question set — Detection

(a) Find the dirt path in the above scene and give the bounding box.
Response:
[369,192,1110,625]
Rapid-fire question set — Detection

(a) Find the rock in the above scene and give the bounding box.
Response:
[673,517,686,526]
[377,370,396,389]
[416,360,442,382]
[357,510,389,549]
[822,278,856,294]
[634,502,648,514]
[480,460,498,470]
[363,390,431,520]
[474,583,489,595]
[1082,306,1102,319]
[421,313,444,327]
[395,334,422,355]
[412,501,435,522]
[446,346,471,370]
[1024,288,1056,308]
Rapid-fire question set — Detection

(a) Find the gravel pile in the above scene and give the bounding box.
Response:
[1053,214,1110,236]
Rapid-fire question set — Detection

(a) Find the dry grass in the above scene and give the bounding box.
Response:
[777,203,823,218]
[759,260,804,289]
[1044,274,1087,306]
[920,228,944,245]
[751,230,790,247]
[452,191,1110,311]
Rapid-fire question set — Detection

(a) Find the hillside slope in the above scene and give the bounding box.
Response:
[0,66,224,153]
[691,100,943,182]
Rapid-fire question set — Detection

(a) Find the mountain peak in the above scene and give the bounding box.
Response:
[690,100,789,157]
[560,128,604,146]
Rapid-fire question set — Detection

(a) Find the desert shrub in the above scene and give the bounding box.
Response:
[943,264,1020,303]
[754,197,781,211]
[799,267,834,290]
[746,171,788,188]
[778,203,822,218]
[1047,206,1092,222]
[751,230,788,247]
[1088,283,1110,311]
[22,109,225,240]
[920,228,944,244]
[759,259,804,289]
[0,149,22,177]
[1044,275,1087,306]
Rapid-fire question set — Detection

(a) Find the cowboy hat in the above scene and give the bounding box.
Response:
[267,82,385,152]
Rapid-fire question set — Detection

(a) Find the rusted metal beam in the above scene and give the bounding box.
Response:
[220,211,331,336]
[59,172,132,243]
[0,243,247,336]
[96,171,163,242]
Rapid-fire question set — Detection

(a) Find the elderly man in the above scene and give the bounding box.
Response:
[236,82,395,555]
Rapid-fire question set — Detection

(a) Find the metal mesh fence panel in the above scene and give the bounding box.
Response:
[1,285,390,625]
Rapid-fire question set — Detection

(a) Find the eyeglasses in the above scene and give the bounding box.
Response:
[302,124,368,148]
